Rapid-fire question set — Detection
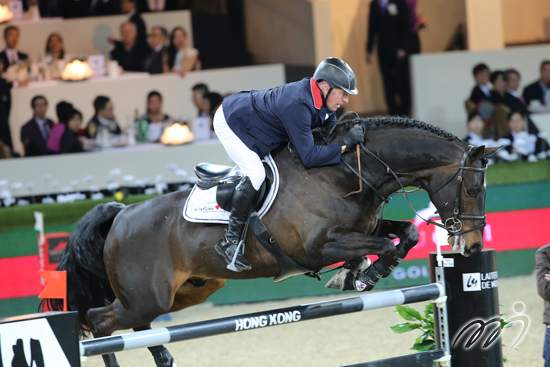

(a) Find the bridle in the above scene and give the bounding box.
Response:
[338,128,487,239]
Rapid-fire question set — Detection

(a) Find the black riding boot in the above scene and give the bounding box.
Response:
[215,176,257,271]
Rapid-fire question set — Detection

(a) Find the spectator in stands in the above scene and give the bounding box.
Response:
[47,101,73,153]
[166,27,199,76]
[462,111,485,147]
[142,0,166,11]
[490,70,506,105]
[207,92,223,119]
[120,0,147,46]
[20,95,54,157]
[110,21,151,72]
[84,96,122,139]
[59,108,84,154]
[143,91,171,141]
[191,83,209,117]
[523,60,550,108]
[143,26,167,74]
[0,26,29,70]
[469,63,491,104]
[502,111,548,161]
[45,33,66,62]
[366,0,411,116]
[504,69,540,134]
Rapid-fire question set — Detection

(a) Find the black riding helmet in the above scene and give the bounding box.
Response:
[313,57,358,107]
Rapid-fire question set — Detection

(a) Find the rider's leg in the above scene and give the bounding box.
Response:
[213,106,266,271]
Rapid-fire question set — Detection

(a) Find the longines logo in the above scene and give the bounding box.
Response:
[453,302,530,350]
[463,272,498,292]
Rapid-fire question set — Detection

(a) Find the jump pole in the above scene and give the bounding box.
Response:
[79,283,446,358]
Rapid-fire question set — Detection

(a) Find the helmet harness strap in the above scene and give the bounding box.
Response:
[315,80,333,109]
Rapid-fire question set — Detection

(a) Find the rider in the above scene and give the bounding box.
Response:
[213,57,365,271]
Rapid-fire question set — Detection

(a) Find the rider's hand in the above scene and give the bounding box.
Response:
[342,126,365,152]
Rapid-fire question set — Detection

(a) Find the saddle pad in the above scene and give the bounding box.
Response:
[183,154,279,224]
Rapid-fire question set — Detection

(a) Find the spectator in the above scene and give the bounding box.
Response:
[45,33,66,62]
[366,0,411,116]
[20,95,54,157]
[120,0,147,46]
[536,243,550,367]
[490,70,506,105]
[143,26,167,74]
[143,91,171,142]
[0,78,11,152]
[47,101,74,153]
[502,111,547,161]
[206,92,223,119]
[469,63,491,104]
[191,83,209,117]
[110,21,151,72]
[56,108,84,154]
[84,96,122,139]
[144,0,166,11]
[462,111,485,147]
[166,27,199,76]
[523,60,550,107]
[0,26,29,70]
[504,69,540,134]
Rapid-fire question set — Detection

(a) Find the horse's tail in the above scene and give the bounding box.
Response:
[39,202,125,335]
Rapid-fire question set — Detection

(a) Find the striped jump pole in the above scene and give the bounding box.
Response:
[79,283,445,358]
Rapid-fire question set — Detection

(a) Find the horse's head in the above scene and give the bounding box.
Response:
[427,145,500,257]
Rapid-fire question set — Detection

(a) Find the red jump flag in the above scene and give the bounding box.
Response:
[38,270,67,312]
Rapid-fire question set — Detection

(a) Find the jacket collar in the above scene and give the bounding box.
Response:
[310,78,323,110]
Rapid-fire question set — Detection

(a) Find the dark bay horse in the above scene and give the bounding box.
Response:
[44,117,497,367]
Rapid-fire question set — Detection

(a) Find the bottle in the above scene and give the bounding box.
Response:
[133,109,141,141]
[140,115,148,142]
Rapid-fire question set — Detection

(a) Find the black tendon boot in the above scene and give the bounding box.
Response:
[215,176,258,271]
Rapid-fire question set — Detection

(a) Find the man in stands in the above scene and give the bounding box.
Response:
[523,60,550,107]
[0,26,29,70]
[469,63,492,104]
[20,95,54,157]
[504,69,540,134]
[110,21,150,72]
[143,26,167,74]
[120,0,147,46]
[84,96,122,139]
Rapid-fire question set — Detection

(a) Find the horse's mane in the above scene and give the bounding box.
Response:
[314,116,460,144]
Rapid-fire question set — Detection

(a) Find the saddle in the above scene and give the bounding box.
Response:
[193,161,313,282]
[194,162,273,212]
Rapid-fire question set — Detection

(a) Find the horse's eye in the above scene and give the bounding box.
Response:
[466,189,476,196]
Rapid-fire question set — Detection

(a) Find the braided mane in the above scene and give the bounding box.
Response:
[315,116,459,144]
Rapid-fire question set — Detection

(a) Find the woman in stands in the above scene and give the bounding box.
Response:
[166,27,199,76]
[143,91,171,142]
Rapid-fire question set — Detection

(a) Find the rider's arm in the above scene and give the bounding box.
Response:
[281,102,342,168]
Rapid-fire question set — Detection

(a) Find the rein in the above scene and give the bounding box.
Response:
[330,117,487,239]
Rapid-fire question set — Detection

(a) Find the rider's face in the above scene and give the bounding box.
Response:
[326,88,349,112]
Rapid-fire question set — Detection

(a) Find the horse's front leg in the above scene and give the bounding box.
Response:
[372,219,419,278]
[319,229,399,292]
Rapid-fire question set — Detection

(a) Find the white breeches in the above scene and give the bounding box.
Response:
[213,106,266,190]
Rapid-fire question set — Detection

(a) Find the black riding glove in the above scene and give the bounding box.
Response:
[342,126,365,152]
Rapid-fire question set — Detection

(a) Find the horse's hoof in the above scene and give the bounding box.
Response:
[325,269,355,291]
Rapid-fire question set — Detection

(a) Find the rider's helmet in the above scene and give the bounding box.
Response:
[313,57,359,96]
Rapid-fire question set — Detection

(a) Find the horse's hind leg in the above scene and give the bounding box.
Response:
[134,325,176,367]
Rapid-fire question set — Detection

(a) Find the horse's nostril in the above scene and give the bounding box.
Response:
[470,242,483,253]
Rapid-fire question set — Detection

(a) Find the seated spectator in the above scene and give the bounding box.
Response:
[523,60,550,108]
[60,108,84,154]
[504,69,540,134]
[120,0,147,46]
[207,92,223,119]
[144,91,171,141]
[0,26,29,71]
[111,21,151,72]
[469,63,491,104]
[501,111,548,161]
[490,70,506,105]
[84,96,122,139]
[20,95,54,157]
[45,33,66,62]
[462,111,485,147]
[47,101,78,153]
[143,26,167,74]
[191,83,209,116]
[166,27,199,76]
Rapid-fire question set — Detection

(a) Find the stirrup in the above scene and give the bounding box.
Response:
[227,240,249,272]
[215,236,251,272]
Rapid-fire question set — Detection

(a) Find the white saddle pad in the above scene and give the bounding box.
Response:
[183,154,279,224]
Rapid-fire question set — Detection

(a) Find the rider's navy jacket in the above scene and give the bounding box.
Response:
[221,77,342,168]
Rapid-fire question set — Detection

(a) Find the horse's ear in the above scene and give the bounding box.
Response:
[484,146,503,157]
[469,145,486,162]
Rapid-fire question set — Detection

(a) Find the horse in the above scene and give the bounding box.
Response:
[43,117,497,367]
